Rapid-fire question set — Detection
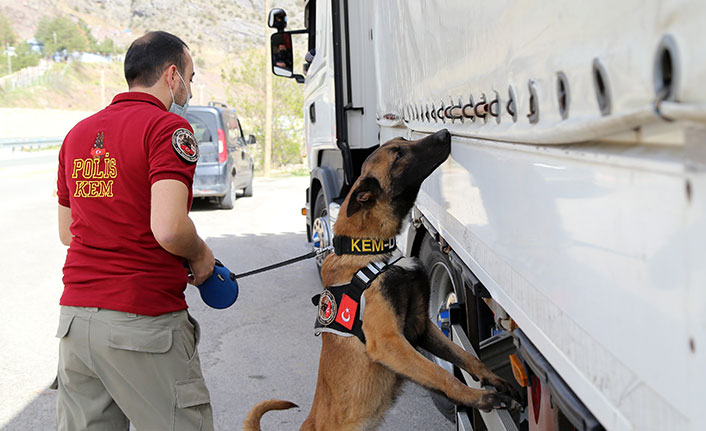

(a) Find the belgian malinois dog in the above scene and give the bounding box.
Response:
[244,129,520,431]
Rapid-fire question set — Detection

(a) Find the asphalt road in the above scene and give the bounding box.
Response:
[0,150,454,430]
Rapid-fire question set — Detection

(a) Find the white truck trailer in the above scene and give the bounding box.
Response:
[267,2,706,430]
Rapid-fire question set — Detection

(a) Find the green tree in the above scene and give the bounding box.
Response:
[0,12,16,47]
[95,37,117,55]
[35,16,89,54]
[222,48,305,168]
[78,19,99,52]
[0,13,40,77]
[14,42,41,69]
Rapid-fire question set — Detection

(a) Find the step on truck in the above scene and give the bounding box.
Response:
[267,2,706,430]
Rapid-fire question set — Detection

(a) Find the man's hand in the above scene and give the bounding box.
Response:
[187,241,215,286]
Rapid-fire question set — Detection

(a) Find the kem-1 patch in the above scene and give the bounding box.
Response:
[171,128,199,164]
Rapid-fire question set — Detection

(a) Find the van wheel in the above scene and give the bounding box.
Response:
[419,232,462,422]
[219,175,236,209]
[242,169,254,197]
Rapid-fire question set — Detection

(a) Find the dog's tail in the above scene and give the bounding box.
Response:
[242,399,298,431]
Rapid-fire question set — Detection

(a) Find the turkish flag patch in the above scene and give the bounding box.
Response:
[335,294,358,330]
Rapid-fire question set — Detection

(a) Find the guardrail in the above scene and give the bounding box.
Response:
[0,137,64,152]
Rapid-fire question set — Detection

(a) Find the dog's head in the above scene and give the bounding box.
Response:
[335,129,451,238]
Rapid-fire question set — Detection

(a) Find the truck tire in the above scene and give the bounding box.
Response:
[418,232,463,422]
[219,174,236,209]
[312,188,330,277]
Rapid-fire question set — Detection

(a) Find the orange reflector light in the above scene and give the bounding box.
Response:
[509,354,529,387]
[301,208,307,216]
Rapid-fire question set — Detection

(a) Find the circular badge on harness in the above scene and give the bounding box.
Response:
[171,128,199,164]
[317,290,337,326]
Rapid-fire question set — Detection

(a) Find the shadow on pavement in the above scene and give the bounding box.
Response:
[3,230,449,430]
[1,384,56,431]
[2,230,319,431]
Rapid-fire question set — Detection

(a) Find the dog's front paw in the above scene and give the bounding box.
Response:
[480,376,521,403]
[475,391,522,413]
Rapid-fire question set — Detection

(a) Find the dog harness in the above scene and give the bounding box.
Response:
[313,255,402,343]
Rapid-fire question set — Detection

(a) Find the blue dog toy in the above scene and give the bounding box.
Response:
[195,259,239,309]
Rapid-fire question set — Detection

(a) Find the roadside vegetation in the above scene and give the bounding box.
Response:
[0,13,41,76]
[223,47,305,168]
[1,4,306,171]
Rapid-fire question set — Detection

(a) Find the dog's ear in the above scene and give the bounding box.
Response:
[346,177,382,217]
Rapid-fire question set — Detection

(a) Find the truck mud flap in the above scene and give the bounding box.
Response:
[451,323,519,431]
[513,329,605,431]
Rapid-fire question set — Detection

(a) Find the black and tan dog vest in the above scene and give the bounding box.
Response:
[313,256,402,343]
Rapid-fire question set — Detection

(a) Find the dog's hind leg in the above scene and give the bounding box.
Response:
[417,319,520,400]
[362,295,520,412]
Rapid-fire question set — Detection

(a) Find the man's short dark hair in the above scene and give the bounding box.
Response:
[124,31,189,88]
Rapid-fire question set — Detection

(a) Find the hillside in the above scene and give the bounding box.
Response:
[1,0,303,52]
[0,0,304,110]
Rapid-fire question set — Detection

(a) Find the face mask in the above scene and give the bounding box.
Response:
[168,69,191,118]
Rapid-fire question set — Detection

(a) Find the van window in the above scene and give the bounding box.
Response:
[185,111,217,143]
[223,111,243,145]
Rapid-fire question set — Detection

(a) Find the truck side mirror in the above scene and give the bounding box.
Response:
[271,32,294,78]
[248,134,256,145]
[268,8,287,31]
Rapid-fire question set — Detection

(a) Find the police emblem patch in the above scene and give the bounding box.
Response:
[171,128,199,164]
[317,290,337,326]
[91,131,106,158]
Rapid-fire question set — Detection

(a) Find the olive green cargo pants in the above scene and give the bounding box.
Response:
[55,306,214,431]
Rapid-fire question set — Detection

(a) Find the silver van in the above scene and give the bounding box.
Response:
[186,102,256,209]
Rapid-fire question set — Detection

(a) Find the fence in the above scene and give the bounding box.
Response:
[0,137,63,152]
[0,60,53,91]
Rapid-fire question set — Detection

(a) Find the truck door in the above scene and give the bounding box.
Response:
[303,0,337,172]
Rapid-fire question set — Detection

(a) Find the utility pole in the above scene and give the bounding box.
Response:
[264,0,273,178]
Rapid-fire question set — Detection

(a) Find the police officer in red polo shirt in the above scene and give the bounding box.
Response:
[56,31,215,430]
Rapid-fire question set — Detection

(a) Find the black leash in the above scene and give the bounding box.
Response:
[233,246,331,279]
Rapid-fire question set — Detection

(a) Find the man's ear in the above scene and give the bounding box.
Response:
[346,177,382,217]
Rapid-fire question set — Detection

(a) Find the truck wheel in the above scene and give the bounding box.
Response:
[219,174,236,209]
[419,232,463,422]
[311,188,332,277]
[242,168,254,197]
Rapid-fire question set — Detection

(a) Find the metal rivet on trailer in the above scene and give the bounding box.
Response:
[438,102,446,123]
[592,59,612,116]
[507,85,517,122]
[462,94,475,121]
[474,93,489,121]
[557,72,570,120]
[425,104,430,122]
[431,103,437,122]
[489,91,501,124]
[654,34,679,102]
[528,80,539,124]
[457,97,465,123]
[447,105,462,120]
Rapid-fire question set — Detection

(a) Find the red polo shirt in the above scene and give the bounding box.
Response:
[57,92,197,316]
